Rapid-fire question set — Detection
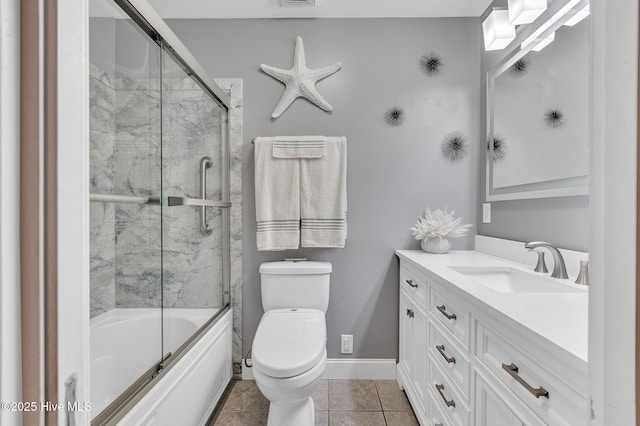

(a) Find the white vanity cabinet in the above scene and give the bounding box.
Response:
[396,251,589,426]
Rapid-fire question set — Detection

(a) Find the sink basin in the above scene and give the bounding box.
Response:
[447,266,584,294]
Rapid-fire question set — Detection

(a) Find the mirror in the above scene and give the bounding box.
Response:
[486,0,590,201]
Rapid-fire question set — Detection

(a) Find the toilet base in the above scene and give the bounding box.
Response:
[267,396,315,426]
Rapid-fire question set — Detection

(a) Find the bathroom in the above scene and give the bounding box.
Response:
[0,0,636,425]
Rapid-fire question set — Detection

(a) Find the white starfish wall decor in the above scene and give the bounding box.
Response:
[260,36,341,119]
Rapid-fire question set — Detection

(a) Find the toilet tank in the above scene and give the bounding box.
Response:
[259,261,331,312]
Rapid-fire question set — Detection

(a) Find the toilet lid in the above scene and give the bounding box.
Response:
[253,309,326,378]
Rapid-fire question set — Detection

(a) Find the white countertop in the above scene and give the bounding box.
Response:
[395,250,588,364]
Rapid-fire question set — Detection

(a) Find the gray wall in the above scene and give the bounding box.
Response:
[476,5,589,252]
[166,18,481,358]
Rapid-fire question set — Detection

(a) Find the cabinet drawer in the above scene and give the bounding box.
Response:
[427,386,453,426]
[429,320,471,401]
[476,322,589,425]
[475,366,546,426]
[430,285,470,349]
[428,356,469,426]
[400,263,428,308]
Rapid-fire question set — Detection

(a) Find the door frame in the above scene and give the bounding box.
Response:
[55,0,91,424]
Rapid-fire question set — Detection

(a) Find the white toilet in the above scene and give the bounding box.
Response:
[252,260,331,426]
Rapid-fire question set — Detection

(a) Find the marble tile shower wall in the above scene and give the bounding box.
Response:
[90,64,116,318]
[113,73,163,310]
[160,77,224,309]
[89,65,231,316]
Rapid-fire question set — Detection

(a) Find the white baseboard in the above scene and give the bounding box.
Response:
[242,358,397,381]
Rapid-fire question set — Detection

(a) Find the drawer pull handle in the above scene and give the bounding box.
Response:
[436,305,457,320]
[405,279,418,288]
[501,363,549,399]
[436,344,456,364]
[435,384,456,407]
[406,308,414,318]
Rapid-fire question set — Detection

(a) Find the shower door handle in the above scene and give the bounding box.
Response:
[167,197,231,208]
[199,156,213,235]
[166,156,231,236]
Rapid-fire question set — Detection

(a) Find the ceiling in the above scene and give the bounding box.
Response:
[145,0,493,19]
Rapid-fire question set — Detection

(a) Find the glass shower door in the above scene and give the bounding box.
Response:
[89,3,164,420]
[160,44,230,355]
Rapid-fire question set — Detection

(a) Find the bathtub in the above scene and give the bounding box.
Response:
[90,308,220,418]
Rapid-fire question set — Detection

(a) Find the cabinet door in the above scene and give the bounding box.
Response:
[475,372,545,426]
[399,291,413,378]
[412,304,428,409]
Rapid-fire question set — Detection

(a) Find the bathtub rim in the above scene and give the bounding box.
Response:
[92,305,230,425]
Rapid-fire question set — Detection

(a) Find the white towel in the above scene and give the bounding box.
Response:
[300,137,347,248]
[272,136,326,159]
[254,138,300,251]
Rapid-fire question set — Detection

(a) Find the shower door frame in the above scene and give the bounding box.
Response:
[90,0,232,424]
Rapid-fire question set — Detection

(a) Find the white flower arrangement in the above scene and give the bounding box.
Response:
[410,206,473,240]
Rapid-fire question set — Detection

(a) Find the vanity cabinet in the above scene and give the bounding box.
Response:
[396,252,589,426]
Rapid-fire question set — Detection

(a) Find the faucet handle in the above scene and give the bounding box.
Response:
[575,260,589,286]
[528,249,549,273]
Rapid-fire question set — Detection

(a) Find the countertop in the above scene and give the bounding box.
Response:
[395,250,588,364]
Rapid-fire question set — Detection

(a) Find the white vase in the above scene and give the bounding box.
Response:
[421,237,451,254]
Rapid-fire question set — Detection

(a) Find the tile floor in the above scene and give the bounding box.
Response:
[208,379,419,426]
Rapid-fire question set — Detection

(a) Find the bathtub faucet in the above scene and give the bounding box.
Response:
[524,241,569,279]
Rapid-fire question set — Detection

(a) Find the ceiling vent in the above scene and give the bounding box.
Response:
[280,0,317,6]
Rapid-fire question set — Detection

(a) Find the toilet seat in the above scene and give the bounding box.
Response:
[253,309,326,378]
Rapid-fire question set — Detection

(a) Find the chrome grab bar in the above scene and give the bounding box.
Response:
[199,156,213,235]
[166,156,231,236]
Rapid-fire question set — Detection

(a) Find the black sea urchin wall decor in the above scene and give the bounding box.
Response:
[487,134,508,160]
[441,131,469,161]
[385,107,406,126]
[511,57,530,76]
[544,107,566,128]
[420,52,443,76]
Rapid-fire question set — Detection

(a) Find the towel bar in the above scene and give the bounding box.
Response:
[89,193,160,205]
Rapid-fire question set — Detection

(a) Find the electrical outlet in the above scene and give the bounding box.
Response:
[483,203,491,223]
[341,334,353,354]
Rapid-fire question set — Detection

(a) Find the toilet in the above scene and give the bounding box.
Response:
[252,260,331,426]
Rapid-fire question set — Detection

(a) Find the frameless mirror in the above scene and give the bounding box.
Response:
[486,0,590,201]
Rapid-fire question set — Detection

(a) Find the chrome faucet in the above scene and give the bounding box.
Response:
[524,241,569,279]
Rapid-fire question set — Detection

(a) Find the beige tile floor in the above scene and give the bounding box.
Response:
[208,379,419,426]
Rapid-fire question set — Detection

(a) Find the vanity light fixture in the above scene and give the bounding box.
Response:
[483,8,516,51]
[563,3,590,26]
[519,0,584,52]
[508,0,547,25]
[523,31,555,51]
